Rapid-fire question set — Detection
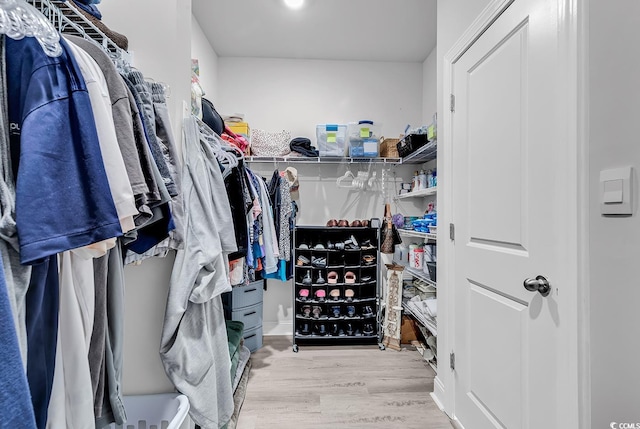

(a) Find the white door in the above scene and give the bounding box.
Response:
[451,0,570,428]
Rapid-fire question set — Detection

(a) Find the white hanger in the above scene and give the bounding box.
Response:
[0,0,62,57]
[337,169,355,188]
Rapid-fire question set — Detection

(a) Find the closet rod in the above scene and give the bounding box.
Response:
[26,0,131,64]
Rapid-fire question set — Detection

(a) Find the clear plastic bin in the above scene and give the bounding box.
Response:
[316,124,347,157]
[108,393,190,429]
[347,120,381,157]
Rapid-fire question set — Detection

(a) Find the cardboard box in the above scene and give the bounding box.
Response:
[401,315,421,344]
[227,122,250,137]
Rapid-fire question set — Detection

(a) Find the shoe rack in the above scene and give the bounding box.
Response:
[292,226,383,352]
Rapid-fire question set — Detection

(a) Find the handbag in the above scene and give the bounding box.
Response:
[380,203,402,254]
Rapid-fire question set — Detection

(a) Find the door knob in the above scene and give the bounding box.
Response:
[523,275,551,297]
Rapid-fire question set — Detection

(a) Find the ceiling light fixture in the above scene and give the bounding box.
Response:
[283,0,304,10]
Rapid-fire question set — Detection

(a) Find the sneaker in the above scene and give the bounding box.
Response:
[296,255,310,266]
[331,305,341,318]
[363,323,374,335]
[346,305,356,318]
[362,306,374,317]
[311,256,327,268]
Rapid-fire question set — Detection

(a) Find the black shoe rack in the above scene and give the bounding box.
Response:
[292,226,382,352]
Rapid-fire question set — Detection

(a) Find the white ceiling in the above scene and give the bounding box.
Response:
[192,0,437,63]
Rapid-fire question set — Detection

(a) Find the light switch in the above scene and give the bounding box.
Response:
[600,167,633,215]
[603,179,623,203]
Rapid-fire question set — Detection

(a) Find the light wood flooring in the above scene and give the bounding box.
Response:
[236,336,454,429]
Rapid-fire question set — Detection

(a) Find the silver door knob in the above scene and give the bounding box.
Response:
[523,275,551,297]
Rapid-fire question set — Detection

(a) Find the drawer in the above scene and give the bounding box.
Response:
[231,302,262,330]
[243,325,263,352]
[231,280,264,309]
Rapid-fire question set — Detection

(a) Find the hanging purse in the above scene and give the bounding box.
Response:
[380,203,402,254]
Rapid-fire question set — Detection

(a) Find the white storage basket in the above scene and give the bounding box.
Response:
[108,393,190,429]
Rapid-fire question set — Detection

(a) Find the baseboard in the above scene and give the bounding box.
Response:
[262,321,293,336]
[450,418,465,429]
[431,378,445,412]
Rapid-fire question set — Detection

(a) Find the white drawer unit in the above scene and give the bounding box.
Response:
[222,279,264,352]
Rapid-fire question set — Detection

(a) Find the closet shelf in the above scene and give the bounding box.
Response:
[395,187,437,199]
[402,302,437,337]
[400,139,437,164]
[245,156,401,165]
[403,267,437,287]
[397,229,437,241]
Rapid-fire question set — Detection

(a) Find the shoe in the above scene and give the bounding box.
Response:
[331,323,339,336]
[298,288,309,301]
[362,306,374,317]
[346,305,356,318]
[296,255,310,266]
[317,324,327,336]
[311,256,327,268]
[314,243,325,250]
[302,305,311,318]
[329,288,340,300]
[362,254,376,265]
[331,305,341,318]
[316,272,326,284]
[315,289,326,302]
[344,272,356,284]
[314,323,327,336]
[363,323,374,335]
[327,272,338,284]
[350,219,362,227]
[360,275,372,283]
[360,239,375,250]
[345,289,355,302]
[344,239,359,250]
[300,322,310,335]
[326,219,338,227]
[338,219,349,227]
[346,323,354,336]
[302,270,312,286]
[312,305,322,319]
[299,243,309,249]
[361,220,370,228]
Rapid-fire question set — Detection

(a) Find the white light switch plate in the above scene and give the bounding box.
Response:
[600,166,633,215]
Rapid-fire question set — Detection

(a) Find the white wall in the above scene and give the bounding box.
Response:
[96,0,192,395]
[589,0,640,426]
[422,47,437,125]
[217,57,423,139]
[190,16,219,101]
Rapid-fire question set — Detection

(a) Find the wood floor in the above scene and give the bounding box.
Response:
[235,336,454,429]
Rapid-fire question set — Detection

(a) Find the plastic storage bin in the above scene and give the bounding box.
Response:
[316,124,347,157]
[108,393,190,429]
[347,120,381,157]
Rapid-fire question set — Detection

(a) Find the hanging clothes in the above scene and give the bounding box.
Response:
[0,35,31,366]
[65,39,137,237]
[160,116,235,429]
[0,253,37,429]
[6,35,124,428]
[46,251,96,429]
[63,35,151,211]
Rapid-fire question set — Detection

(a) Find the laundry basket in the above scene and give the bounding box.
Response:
[108,393,190,429]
